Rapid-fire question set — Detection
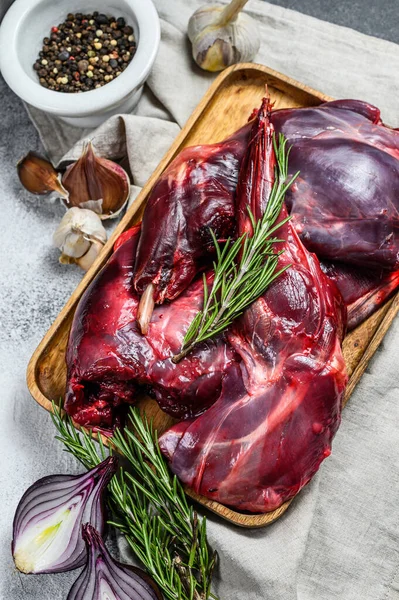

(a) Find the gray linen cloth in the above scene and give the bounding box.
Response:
[1,1,399,599]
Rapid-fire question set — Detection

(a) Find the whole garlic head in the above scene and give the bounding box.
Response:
[188,0,260,72]
[53,207,107,271]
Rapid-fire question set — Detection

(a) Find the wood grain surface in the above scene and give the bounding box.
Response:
[27,63,399,528]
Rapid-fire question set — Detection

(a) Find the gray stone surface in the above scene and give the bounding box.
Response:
[266,0,398,43]
[0,72,85,599]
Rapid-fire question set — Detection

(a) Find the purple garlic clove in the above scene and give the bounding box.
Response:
[62,142,130,219]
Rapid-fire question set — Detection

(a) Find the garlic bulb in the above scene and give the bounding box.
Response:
[62,142,130,220]
[53,207,107,271]
[188,0,260,72]
[17,152,68,198]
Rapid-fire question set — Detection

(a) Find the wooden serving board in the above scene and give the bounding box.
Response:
[27,63,399,528]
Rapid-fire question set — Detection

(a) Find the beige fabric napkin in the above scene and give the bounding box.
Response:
[11,1,399,598]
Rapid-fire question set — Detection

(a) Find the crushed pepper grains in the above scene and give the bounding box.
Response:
[33,12,137,93]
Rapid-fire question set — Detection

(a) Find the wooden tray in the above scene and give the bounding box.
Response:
[27,63,399,528]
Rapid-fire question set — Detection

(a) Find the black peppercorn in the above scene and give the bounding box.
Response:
[96,13,109,25]
[58,50,70,61]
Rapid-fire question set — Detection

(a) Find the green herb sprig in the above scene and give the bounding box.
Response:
[172,134,298,363]
[51,404,218,600]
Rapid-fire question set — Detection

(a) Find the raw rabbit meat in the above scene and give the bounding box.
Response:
[65,226,239,430]
[320,262,399,330]
[133,122,251,332]
[64,96,397,511]
[133,99,399,333]
[272,100,399,269]
[159,99,348,512]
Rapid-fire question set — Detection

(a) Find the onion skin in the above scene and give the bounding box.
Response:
[12,457,117,574]
[67,524,162,600]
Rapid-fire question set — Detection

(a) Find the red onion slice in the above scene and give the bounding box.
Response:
[67,524,162,600]
[12,457,117,574]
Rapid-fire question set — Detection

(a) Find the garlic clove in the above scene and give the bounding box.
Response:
[17,151,68,197]
[76,240,105,271]
[62,142,130,219]
[188,0,260,72]
[53,207,107,259]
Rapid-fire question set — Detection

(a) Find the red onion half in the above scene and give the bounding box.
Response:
[12,457,117,574]
[67,524,162,600]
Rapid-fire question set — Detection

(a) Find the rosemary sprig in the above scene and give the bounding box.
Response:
[51,404,218,600]
[172,134,298,363]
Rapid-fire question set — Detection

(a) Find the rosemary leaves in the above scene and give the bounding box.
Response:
[173,133,298,363]
[51,404,218,600]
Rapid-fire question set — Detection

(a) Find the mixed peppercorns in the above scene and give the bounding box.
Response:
[33,12,137,93]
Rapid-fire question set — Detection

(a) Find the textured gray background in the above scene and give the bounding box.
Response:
[267,0,398,42]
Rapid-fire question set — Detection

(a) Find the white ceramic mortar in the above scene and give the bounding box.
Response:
[0,0,160,127]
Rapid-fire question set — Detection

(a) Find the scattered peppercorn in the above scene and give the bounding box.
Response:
[33,11,137,93]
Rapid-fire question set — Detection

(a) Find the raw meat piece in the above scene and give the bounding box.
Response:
[65,226,239,430]
[133,122,251,313]
[236,105,275,235]
[320,262,399,330]
[272,100,399,269]
[133,99,399,333]
[159,99,348,513]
